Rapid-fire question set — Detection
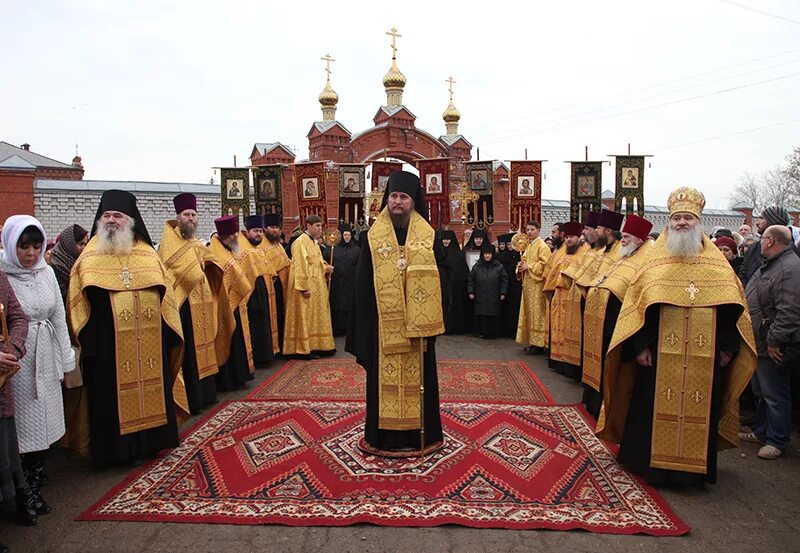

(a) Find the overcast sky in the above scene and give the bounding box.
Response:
[3,0,799,209]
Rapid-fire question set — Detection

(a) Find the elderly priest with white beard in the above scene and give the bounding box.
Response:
[597,187,756,487]
[69,190,188,466]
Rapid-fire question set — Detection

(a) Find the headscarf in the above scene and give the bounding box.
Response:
[437,229,469,280]
[478,241,496,264]
[0,215,48,272]
[50,224,88,301]
[464,228,489,251]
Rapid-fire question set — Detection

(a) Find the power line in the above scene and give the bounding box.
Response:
[647,116,800,152]
[469,47,800,133]
[478,71,800,146]
[712,0,800,25]
[475,57,800,142]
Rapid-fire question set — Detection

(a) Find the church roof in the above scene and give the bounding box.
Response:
[376,105,416,119]
[0,141,75,169]
[311,120,352,135]
[252,142,295,158]
[492,161,508,172]
[439,134,472,148]
[0,154,37,169]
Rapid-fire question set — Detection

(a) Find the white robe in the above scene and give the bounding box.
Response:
[0,259,74,453]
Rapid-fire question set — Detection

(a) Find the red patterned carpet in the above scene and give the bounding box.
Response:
[78,399,688,535]
[247,358,553,404]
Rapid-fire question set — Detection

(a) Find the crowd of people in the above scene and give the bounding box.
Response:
[0,176,798,552]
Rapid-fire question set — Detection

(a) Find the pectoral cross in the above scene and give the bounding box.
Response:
[685,280,699,302]
[446,76,456,102]
[386,27,402,58]
[450,187,479,223]
[321,53,335,80]
[120,267,133,289]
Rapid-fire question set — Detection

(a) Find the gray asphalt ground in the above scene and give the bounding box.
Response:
[2,335,798,553]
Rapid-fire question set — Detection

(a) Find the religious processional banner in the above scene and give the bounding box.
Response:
[614,155,646,216]
[509,161,543,231]
[253,165,283,217]
[337,164,366,226]
[292,161,327,225]
[416,158,450,229]
[368,161,403,221]
[465,161,495,228]
[220,167,250,217]
[569,162,603,223]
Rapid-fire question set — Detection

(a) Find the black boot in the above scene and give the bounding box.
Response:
[14,485,38,526]
[23,457,51,515]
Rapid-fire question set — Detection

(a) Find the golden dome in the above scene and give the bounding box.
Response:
[318,80,339,106]
[443,101,460,123]
[383,59,407,88]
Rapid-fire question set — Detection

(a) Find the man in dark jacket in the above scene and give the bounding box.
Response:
[739,206,790,287]
[743,225,800,460]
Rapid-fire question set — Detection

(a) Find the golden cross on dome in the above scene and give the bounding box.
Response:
[446,76,456,101]
[321,53,335,80]
[386,27,402,58]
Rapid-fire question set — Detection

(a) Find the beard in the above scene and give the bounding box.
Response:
[552,236,564,249]
[566,242,579,254]
[265,231,280,244]
[96,218,135,255]
[665,224,704,257]
[619,241,641,258]
[595,234,608,248]
[178,221,196,239]
[224,239,240,255]
[247,235,262,246]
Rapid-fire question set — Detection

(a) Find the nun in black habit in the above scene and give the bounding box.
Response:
[437,229,470,334]
[496,233,522,338]
[329,224,360,336]
[345,171,446,453]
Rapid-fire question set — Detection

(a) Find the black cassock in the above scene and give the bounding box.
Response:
[581,295,622,419]
[496,248,522,338]
[179,302,217,415]
[215,307,254,392]
[346,227,446,450]
[329,241,360,336]
[441,243,470,335]
[617,303,741,486]
[80,287,180,465]
[247,275,275,367]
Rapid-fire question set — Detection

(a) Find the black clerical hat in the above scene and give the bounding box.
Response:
[91,189,153,247]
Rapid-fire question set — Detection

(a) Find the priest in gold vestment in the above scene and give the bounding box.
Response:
[283,214,335,356]
[159,193,222,414]
[597,187,757,486]
[258,213,291,351]
[346,171,445,455]
[208,215,255,391]
[559,210,623,381]
[580,214,652,418]
[515,221,551,354]
[544,222,589,374]
[239,215,278,366]
[69,190,188,465]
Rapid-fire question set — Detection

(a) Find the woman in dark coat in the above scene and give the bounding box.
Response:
[496,233,522,338]
[438,230,470,334]
[329,225,360,336]
[468,242,508,338]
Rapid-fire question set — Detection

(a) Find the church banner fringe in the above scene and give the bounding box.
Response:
[465,160,495,229]
[509,161,542,231]
[219,167,250,217]
[253,165,283,217]
[292,161,327,224]
[569,162,603,223]
[613,155,646,216]
[337,164,366,226]
[416,158,450,229]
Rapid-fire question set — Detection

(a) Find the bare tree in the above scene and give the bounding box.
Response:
[729,145,800,211]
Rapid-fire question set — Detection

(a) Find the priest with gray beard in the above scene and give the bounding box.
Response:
[596,187,756,487]
[68,190,188,466]
[580,214,653,419]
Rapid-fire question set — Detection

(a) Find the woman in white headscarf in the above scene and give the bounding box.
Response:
[0,215,74,518]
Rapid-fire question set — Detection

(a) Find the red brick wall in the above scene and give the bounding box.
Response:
[0,170,36,223]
